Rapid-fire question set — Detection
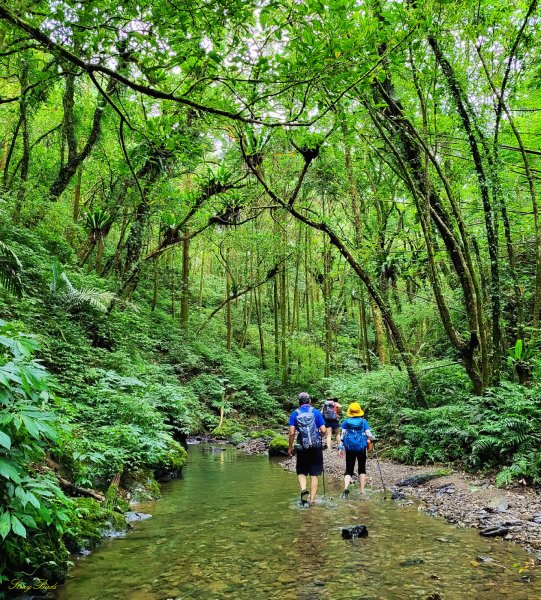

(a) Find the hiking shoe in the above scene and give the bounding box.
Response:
[342,489,350,499]
[300,489,309,501]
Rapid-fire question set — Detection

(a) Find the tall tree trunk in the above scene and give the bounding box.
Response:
[14,62,30,213]
[429,36,501,384]
[180,231,190,328]
[255,283,266,368]
[280,224,288,385]
[226,249,232,352]
[273,278,279,368]
[73,165,83,221]
[359,288,371,370]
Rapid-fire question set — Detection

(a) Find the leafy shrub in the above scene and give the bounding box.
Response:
[0,323,76,585]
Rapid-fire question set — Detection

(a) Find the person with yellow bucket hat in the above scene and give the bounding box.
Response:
[337,402,374,497]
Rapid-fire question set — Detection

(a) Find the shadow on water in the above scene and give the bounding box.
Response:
[55,445,541,600]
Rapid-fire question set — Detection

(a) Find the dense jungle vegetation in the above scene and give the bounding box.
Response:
[2,0,541,590]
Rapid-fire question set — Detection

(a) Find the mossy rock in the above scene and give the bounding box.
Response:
[230,431,248,445]
[65,497,126,552]
[127,469,162,502]
[268,435,289,457]
[213,418,246,438]
[249,429,277,439]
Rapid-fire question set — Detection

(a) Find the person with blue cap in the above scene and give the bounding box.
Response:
[287,392,326,506]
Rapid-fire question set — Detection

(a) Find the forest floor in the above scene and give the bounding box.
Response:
[280,449,541,560]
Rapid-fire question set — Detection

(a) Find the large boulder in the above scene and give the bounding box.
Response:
[268,435,289,457]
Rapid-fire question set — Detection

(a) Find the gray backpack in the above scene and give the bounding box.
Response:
[296,407,322,449]
[322,400,337,421]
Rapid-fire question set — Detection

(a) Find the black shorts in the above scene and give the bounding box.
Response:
[324,419,340,430]
[296,447,324,476]
[344,449,367,476]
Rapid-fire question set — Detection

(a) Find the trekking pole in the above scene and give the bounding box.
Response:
[321,430,327,498]
[373,442,387,500]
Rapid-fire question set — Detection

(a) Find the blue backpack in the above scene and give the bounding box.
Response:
[342,418,368,451]
[296,407,322,449]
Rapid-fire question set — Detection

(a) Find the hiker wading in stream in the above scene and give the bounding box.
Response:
[320,394,342,450]
[288,392,326,506]
[338,402,374,497]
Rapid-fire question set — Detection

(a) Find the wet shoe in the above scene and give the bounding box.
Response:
[300,489,309,501]
[342,489,350,499]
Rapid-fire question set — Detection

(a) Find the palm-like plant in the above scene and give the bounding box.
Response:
[0,240,23,298]
[50,258,116,312]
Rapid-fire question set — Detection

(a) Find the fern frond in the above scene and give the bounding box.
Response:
[59,288,117,312]
[0,240,23,297]
[471,436,500,454]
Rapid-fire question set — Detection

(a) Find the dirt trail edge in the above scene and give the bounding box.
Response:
[280,450,541,559]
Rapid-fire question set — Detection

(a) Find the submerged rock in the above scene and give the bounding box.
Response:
[125,511,152,523]
[476,555,495,563]
[341,525,368,539]
[391,489,406,500]
[399,558,425,567]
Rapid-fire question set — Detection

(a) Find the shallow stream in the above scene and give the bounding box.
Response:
[55,445,540,599]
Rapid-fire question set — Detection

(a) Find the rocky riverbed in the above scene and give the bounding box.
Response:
[281,448,541,560]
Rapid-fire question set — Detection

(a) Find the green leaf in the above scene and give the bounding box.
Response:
[0,511,10,540]
[21,414,41,439]
[0,460,21,483]
[25,491,40,509]
[17,513,37,529]
[0,430,10,449]
[10,514,26,538]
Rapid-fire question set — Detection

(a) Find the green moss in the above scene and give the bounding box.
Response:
[127,469,162,502]
[230,431,248,445]
[213,418,246,438]
[268,435,289,456]
[64,497,126,552]
[249,429,277,439]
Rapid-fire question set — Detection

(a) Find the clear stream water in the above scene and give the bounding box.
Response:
[55,445,541,600]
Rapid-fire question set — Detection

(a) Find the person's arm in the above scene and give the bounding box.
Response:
[365,420,375,440]
[288,425,296,456]
[338,425,346,456]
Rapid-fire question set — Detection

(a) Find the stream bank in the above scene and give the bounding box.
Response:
[281,450,541,560]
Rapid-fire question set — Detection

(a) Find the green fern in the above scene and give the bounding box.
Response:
[0,239,23,297]
[50,259,117,313]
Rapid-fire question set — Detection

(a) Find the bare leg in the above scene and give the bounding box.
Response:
[360,473,367,494]
[309,476,319,504]
[298,474,307,492]
[326,427,332,450]
[344,474,352,491]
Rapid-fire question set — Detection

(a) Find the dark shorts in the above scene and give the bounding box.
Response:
[324,419,340,430]
[296,447,324,476]
[345,449,367,476]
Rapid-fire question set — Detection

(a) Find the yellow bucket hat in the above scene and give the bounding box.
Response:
[347,402,364,417]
